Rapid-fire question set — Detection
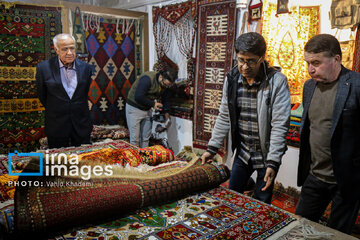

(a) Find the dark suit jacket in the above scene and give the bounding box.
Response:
[298,66,360,200]
[36,56,93,139]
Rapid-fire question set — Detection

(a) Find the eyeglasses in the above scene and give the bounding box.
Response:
[237,57,261,67]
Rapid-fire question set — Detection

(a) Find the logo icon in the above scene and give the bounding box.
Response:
[8,150,43,176]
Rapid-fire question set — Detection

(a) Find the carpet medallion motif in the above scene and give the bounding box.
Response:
[261,1,319,104]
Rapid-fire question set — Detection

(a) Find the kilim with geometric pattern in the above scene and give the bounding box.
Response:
[84,15,140,125]
[193,0,236,152]
[0,3,62,153]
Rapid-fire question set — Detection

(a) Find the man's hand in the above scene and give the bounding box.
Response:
[154,102,163,111]
[261,167,275,191]
[201,151,214,164]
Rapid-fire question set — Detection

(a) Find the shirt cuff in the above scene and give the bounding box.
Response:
[206,146,218,156]
[266,160,280,172]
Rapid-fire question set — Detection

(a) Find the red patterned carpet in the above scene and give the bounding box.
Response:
[221,180,360,238]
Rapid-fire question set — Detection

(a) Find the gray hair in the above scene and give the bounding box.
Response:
[53,33,76,49]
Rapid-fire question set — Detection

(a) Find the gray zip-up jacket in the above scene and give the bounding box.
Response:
[207,62,291,169]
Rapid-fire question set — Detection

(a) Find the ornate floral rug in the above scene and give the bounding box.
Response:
[261,1,319,104]
[57,187,296,239]
[193,0,236,152]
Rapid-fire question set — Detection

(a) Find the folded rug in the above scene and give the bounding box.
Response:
[14,157,229,236]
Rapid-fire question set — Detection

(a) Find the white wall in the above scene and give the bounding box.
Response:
[167,116,193,155]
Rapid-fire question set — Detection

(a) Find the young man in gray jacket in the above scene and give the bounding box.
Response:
[201,32,291,203]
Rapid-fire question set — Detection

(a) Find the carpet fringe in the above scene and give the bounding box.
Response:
[277,218,334,240]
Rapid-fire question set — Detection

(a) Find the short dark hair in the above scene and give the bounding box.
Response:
[234,32,267,57]
[160,67,178,83]
[305,34,342,58]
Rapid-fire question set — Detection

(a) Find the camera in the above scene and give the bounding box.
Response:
[152,109,166,122]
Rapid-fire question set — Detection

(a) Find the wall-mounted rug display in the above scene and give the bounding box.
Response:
[0,2,62,153]
[261,1,319,104]
[83,13,143,125]
[193,0,236,153]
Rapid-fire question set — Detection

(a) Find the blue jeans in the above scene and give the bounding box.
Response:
[295,174,360,234]
[229,155,275,204]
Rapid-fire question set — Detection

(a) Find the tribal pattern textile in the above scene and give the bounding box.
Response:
[134,19,144,77]
[39,125,130,149]
[0,99,44,113]
[72,7,87,55]
[45,139,135,155]
[84,15,141,125]
[193,0,236,150]
[0,4,61,66]
[261,1,319,104]
[79,145,175,167]
[90,125,129,140]
[0,3,62,153]
[0,81,37,99]
[59,187,295,240]
[1,128,45,145]
[153,0,197,25]
[15,158,230,235]
[0,66,36,81]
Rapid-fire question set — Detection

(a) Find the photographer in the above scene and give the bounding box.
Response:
[126,68,177,147]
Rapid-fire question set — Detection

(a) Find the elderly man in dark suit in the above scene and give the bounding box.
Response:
[296,34,360,234]
[36,33,93,149]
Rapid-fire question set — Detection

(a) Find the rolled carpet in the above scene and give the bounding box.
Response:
[14,158,229,236]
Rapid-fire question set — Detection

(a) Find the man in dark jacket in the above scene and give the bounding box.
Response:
[295,34,360,234]
[36,33,93,149]
[126,68,177,147]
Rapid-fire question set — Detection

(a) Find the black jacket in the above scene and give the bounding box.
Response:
[298,66,360,200]
[36,57,93,139]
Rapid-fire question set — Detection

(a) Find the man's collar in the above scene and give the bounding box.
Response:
[58,57,75,69]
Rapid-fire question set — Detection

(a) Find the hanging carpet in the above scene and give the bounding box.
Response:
[261,1,319,104]
[0,3,62,153]
[193,0,236,153]
[84,14,142,125]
